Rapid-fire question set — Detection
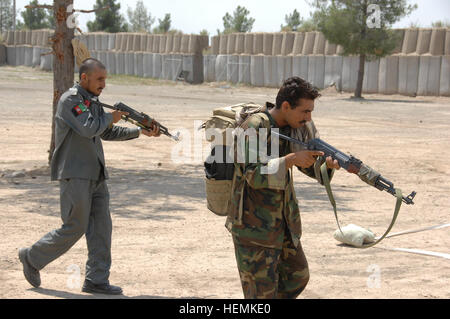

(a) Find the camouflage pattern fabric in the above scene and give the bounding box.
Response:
[233,230,309,299]
[226,106,333,299]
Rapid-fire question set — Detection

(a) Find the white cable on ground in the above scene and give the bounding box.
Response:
[375,223,450,240]
[376,247,450,260]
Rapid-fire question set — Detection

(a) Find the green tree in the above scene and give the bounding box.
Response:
[312,0,416,98]
[87,0,128,33]
[153,13,171,33]
[281,9,303,31]
[19,0,53,29]
[0,0,15,33]
[127,0,154,33]
[431,20,450,28]
[222,6,255,33]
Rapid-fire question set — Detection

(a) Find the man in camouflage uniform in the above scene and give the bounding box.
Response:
[226,77,340,299]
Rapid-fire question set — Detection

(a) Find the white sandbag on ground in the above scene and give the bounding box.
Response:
[362,59,380,94]
[106,51,116,74]
[215,55,228,82]
[415,28,432,55]
[152,53,162,79]
[440,56,450,96]
[324,55,343,89]
[302,32,316,55]
[182,54,204,84]
[0,45,6,65]
[124,52,134,75]
[262,33,273,56]
[263,55,278,88]
[378,56,399,95]
[401,29,418,55]
[238,55,251,84]
[281,32,295,56]
[203,54,216,82]
[292,32,305,55]
[24,45,33,66]
[115,52,125,75]
[307,55,325,89]
[133,52,144,77]
[312,32,326,55]
[218,35,228,54]
[429,28,446,56]
[341,56,360,92]
[292,56,309,81]
[227,55,239,84]
[244,33,254,55]
[417,56,441,96]
[250,55,264,87]
[398,55,419,96]
[272,33,283,56]
[143,53,154,78]
[253,33,263,55]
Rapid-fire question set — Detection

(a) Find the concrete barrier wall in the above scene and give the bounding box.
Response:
[398,55,420,96]
[378,56,399,95]
[0,44,6,65]
[440,56,450,96]
[417,56,441,96]
[3,28,449,96]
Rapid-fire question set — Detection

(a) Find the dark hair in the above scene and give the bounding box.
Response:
[275,77,321,109]
[79,58,106,80]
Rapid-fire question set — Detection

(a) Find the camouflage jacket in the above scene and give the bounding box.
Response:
[225,107,334,249]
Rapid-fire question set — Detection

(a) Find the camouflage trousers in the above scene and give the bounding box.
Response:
[232,234,309,299]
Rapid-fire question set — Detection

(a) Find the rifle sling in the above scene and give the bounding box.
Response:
[320,162,402,248]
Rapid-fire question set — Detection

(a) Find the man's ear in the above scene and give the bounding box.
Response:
[80,72,88,83]
[280,101,291,113]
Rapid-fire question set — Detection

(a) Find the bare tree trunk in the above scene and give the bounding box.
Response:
[354,53,366,99]
[48,0,74,164]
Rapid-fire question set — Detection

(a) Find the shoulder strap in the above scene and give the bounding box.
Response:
[320,162,402,248]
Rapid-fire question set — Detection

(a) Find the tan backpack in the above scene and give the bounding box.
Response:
[199,102,265,216]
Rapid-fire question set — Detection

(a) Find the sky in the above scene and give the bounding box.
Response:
[14,0,450,35]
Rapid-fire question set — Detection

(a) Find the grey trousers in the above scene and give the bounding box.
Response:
[28,178,112,285]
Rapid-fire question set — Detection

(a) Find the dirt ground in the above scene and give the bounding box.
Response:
[0,66,449,299]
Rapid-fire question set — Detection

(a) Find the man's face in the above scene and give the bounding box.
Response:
[81,67,107,96]
[282,98,314,129]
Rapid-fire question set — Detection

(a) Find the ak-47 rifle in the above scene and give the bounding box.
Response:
[99,102,180,141]
[272,131,416,205]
